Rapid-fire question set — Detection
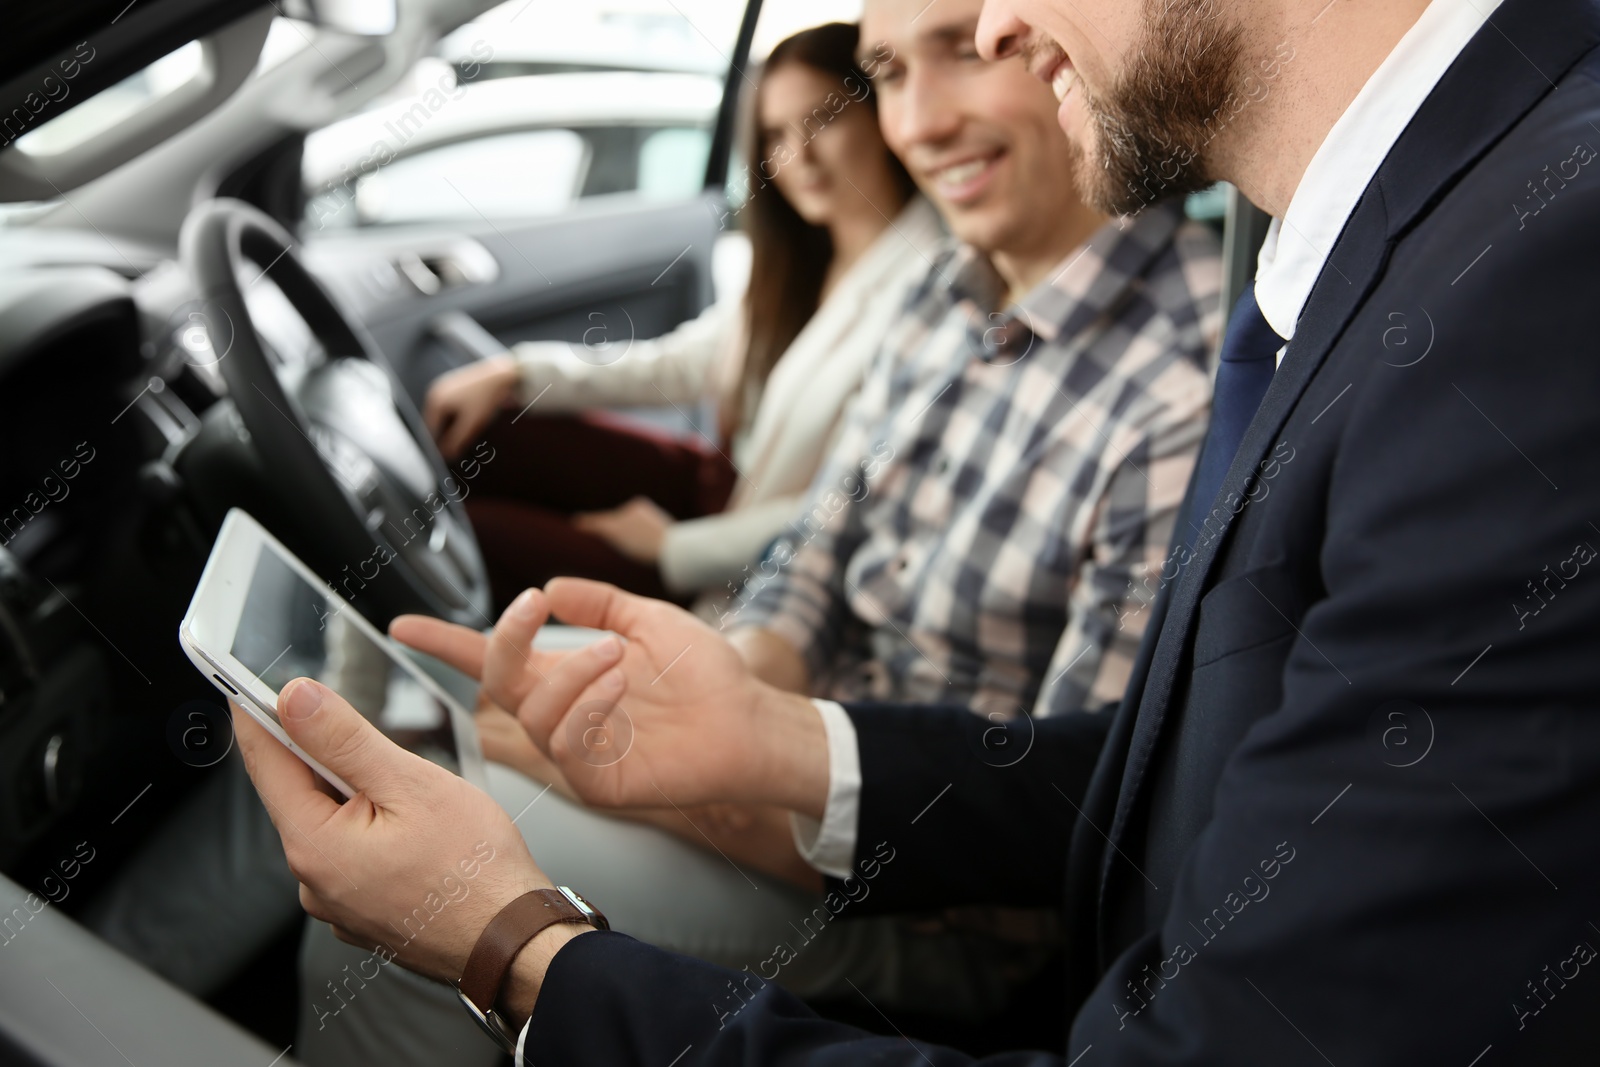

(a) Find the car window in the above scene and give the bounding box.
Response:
[312,129,588,228]
[638,127,713,200]
[300,0,744,232]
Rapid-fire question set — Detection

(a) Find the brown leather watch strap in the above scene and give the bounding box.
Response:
[458,888,593,1014]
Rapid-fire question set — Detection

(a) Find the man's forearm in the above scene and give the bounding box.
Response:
[522,930,1053,1066]
[839,702,1111,912]
[747,683,830,821]
[502,924,592,1023]
[502,690,831,1021]
[630,804,825,891]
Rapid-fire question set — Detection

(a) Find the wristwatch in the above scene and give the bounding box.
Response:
[456,886,608,1053]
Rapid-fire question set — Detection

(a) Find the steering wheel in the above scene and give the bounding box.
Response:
[179,198,491,628]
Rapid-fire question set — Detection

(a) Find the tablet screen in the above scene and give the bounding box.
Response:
[228,544,462,773]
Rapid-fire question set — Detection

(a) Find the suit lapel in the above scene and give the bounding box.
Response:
[1093,0,1600,919]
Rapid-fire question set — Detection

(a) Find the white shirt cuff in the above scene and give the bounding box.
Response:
[788,698,861,880]
[516,1014,531,1066]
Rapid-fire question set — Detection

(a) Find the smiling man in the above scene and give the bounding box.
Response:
[238,0,1600,1063]
[724,0,1219,748]
[292,1,1218,1061]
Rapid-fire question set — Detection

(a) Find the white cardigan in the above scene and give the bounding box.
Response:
[509,196,945,595]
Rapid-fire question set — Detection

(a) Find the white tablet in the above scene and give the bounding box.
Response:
[179,508,486,797]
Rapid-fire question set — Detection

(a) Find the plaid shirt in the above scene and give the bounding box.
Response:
[725,202,1221,717]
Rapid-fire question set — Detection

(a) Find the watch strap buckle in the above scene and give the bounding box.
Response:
[455,984,521,1055]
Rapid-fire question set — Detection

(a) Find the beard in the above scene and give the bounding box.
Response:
[1066,0,1248,216]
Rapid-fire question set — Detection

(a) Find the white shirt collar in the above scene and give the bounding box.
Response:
[1255,0,1504,356]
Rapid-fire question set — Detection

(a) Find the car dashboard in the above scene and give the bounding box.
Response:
[0,234,311,900]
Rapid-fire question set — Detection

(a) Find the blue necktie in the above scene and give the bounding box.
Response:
[1184,282,1284,544]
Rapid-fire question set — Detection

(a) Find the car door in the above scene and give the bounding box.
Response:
[296,0,769,411]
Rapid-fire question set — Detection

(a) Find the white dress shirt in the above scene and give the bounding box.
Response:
[793,0,1502,879]
[1257,0,1502,359]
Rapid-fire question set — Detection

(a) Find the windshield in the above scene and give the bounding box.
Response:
[15,40,206,157]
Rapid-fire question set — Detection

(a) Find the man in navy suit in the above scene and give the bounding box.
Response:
[235,0,1600,1061]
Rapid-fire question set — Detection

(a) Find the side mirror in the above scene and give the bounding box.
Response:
[282,0,398,36]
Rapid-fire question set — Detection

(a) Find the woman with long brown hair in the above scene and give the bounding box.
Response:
[423,22,942,615]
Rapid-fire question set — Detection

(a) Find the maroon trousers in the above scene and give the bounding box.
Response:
[458,411,736,612]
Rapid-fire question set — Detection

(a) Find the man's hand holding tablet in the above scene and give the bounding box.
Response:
[234,577,836,1024]
[232,677,573,1025]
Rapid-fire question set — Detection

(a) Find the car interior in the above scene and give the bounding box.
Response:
[0,0,1270,1062]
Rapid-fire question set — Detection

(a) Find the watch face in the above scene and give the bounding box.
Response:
[557,886,610,930]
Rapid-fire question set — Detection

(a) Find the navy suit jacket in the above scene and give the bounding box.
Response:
[526,0,1600,1061]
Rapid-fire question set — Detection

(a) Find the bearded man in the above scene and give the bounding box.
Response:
[239,0,1600,1062]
